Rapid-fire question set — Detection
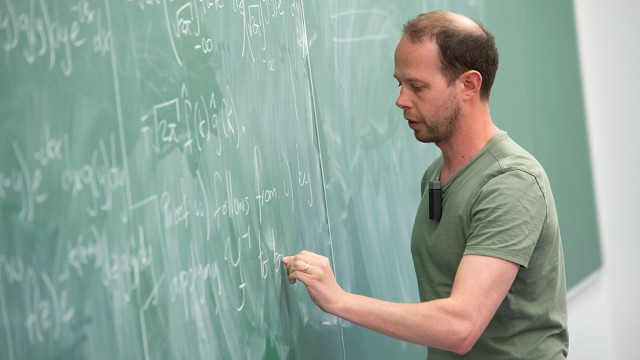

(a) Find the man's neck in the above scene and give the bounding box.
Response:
[437,109,499,183]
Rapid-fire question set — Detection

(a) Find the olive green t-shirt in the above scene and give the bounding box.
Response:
[411,132,569,359]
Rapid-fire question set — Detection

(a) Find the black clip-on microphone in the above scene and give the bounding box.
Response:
[429,181,442,221]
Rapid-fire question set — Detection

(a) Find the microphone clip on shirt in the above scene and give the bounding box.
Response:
[429,181,442,221]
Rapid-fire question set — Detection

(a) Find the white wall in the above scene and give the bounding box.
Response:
[569,1,640,359]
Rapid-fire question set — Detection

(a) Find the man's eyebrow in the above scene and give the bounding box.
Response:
[395,76,427,84]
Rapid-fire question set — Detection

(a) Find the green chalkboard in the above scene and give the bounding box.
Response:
[483,0,602,291]
[0,0,599,359]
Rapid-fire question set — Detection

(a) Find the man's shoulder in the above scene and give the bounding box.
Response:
[487,134,546,177]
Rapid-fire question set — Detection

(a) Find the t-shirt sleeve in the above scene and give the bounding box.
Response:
[464,170,546,267]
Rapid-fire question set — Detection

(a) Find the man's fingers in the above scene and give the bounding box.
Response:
[300,250,325,260]
[283,252,321,286]
[283,252,318,270]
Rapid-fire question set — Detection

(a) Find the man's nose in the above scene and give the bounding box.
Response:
[396,87,410,109]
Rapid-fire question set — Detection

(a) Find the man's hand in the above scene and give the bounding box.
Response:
[282,250,347,313]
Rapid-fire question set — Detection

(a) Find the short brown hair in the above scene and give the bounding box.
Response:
[403,11,499,101]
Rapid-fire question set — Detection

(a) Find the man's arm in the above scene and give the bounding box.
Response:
[283,251,519,355]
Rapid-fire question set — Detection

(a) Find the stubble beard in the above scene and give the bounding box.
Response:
[415,97,461,144]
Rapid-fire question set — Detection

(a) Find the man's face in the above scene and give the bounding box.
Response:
[394,36,460,144]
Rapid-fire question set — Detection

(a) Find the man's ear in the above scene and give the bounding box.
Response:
[459,70,483,99]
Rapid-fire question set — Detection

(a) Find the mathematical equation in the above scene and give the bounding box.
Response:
[0,219,292,355]
[0,0,307,76]
[0,75,319,360]
[0,0,111,76]
[0,0,325,358]
[0,119,320,359]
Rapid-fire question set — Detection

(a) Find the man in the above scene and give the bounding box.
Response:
[283,11,568,359]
